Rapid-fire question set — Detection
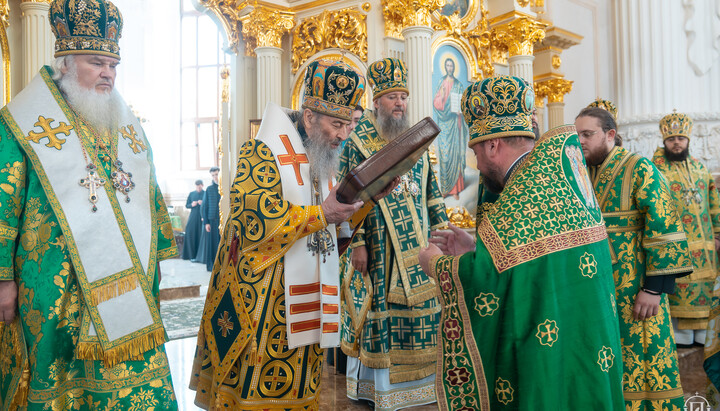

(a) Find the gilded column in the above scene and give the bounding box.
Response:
[241,7,293,116]
[491,15,545,84]
[384,0,442,124]
[21,0,54,87]
[536,78,572,128]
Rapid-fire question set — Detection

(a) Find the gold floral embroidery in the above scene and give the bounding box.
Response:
[19,197,57,265]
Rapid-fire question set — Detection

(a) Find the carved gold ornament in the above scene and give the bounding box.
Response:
[292,9,367,73]
[535,78,572,103]
[551,54,561,69]
[241,6,294,55]
[199,0,253,53]
[362,2,371,12]
[446,206,475,228]
[492,16,546,56]
[433,0,494,78]
[382,0,445,38]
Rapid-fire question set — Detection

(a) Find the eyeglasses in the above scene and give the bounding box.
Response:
[578,130,599,139]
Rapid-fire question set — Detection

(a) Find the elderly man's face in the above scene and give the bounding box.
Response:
[310,113,351,149]
[63,55,119,94]
[374,91,408,121]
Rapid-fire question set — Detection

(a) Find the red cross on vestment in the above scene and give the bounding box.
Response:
[276,134,308,185]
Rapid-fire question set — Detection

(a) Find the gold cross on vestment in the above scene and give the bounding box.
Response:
[120,125,147,154]
[26,116,73,150]
[79,166,106,212]
[217,310,234,337]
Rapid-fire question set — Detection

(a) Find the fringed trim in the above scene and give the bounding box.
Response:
[389,362,436,384]
[91,275,139,306]
[76,327,166,368]
[247,335,260,366]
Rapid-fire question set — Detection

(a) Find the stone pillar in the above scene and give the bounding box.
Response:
[21,1,55,87]
[547,102,564,128]
[535,99,545,134]
[241,6,293,117]
[402,25,433,124]
[255,47,282,115]
[508,55,534,84]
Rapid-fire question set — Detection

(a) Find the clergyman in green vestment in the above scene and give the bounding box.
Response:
[651,112,720,346]
[576,106,693,410]
[338,58,448,410]
[419,76,625,410]
[0,1,179,409]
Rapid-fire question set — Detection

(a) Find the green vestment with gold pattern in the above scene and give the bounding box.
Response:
[191,139,331,411]
[0,70,178,411]
[651,148,720,330]
[338,112,448,384]
[431,126,624,410]
[590,146,692,410]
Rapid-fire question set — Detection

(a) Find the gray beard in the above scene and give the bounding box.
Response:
[304,127,340,182]
[376,108,409,141]
[58,71,123,134]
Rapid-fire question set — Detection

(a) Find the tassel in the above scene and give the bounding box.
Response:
[76,328,166,368]
[91,276,139,306]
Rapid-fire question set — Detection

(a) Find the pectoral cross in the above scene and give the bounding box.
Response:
[79,164,106,212]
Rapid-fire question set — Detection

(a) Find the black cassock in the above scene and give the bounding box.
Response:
[182,189,204,260]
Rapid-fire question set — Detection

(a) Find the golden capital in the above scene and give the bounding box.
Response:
[292,8,367,73]
[535,78,572,103]
[492,16,546,57]
[241,6,294,52]
[382,0,444,38]
[199,0,254,54]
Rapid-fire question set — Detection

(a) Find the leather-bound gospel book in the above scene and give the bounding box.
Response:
[336,117,441,204]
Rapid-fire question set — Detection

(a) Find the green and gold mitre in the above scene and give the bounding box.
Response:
[587,98,618,120]
[367,58,409,100]
[301,59,366,121]
[479,125,605,273]
[462,75,535,146]
[659,110,693,140]
[49,0,123,59]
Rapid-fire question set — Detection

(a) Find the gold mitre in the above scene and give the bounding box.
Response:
[659,110,693,140]
[587,98,617,120]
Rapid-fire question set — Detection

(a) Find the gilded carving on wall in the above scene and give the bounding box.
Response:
[198,0,251,53]
[382,0,445,38]
[292,8,367,73]
[431,0,494,78]
[492,16,546,57]
[1,0,9,104]
[241,6,294,55]
[534,78,572,103]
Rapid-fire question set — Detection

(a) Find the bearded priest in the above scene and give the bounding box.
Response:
[0,0,179,409]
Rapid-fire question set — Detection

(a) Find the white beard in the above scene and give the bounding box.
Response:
[304,126,340,182]
[58,70,123,134]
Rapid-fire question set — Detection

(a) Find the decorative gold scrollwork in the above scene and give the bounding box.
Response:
[241,6,294,56]
[291,9,367,73]
[382,0,445,38]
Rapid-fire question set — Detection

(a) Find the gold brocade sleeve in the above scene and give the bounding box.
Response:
[232,139,327,273]
[634,159,693,277]
[0,124,27,280]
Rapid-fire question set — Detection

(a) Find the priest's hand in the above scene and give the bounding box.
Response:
[0,280,18,324]
[372,176,402,202]
[715,237,720,252]
[633,290,660,321]
[351,246,368,273]
[205,224,211,232]
[322,184,364,225]
[429,224,475,256]
[419,243,443,276]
